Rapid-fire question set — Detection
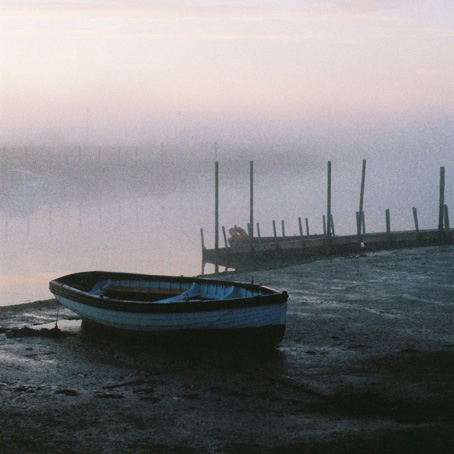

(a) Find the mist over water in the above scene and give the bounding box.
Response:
[2,0,452,306]
[1,143,452,306]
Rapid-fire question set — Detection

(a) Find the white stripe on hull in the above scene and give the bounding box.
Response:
[57,296,286,332]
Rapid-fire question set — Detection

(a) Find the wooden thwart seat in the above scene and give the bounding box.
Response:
[102,286,183,302]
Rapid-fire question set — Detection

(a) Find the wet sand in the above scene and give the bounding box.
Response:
[1,247,454,453]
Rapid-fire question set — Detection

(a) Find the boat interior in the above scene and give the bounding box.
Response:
[88,279,250,303]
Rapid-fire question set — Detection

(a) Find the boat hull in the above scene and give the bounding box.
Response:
[50,271,288,347]
[80,318,286,348]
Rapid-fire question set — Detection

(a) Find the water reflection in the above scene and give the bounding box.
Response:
[1,149,215,305]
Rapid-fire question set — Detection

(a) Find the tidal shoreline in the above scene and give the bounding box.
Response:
[1,247,454,453]
[2,305,454,453]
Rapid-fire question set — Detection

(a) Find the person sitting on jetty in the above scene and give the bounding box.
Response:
[228,226,249,246]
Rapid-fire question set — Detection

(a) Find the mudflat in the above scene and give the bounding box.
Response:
[1,248,454,453]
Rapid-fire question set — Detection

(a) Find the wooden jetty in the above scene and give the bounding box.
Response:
[201,162,453,273]
[202,228,452,272]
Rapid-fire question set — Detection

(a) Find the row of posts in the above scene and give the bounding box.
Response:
[204,160,449,273]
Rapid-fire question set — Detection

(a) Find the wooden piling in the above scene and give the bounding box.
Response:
[281,220,286,240]
[385,209,391,236]
[444,205,450,233]
[273,220,277,246]
[439,167,445,232]
[214,160,219,274]
[200,228,206,250]
[200,228,206,274]
[412,207,420,236]
[249,161,254,250]
[298,217,303,236]
[222,226,228,248]
[327,161,332,238]
[330,215,335,237]
[305,218,310,236]
[358,159,367,239]
[298,217,304,242]
[256,222,262,243]
[322,215,327,236]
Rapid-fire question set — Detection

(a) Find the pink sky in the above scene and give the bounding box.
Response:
[1,1,452,149]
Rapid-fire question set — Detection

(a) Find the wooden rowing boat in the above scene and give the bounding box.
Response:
[49,271,288,347]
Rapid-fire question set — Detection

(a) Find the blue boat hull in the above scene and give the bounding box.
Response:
[49,271,288,347]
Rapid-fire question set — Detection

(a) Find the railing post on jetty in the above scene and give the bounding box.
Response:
[412,207,420,238]
[444,205,451,235]
[330,215,335,236]
[385,209,391,243]
[200,228,206,275]
[256,223,262,244]
[249,160,254,251]
[438,166,445,234]
[298,217,305,248]
[222,226,228,248]
[214,159,219,274]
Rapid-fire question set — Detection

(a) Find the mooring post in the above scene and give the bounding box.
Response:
[330,214,335,237]
[214,160,219,274]
[249,160,254,251]
[386,209,391,236]
[444,205,451,234]
[200,228,205,249]
[273,220,278,246]
[412,207,420,237]
[327,161,332,239]
[256,222,262,244]
[438,166,445,233]
[305,218,310,236]
[298,217,304,247]
[358,159,367,242]
[200,228,206,275]
[222,226,228,248]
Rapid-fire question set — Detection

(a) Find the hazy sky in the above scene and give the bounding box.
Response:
[1,0,453,153]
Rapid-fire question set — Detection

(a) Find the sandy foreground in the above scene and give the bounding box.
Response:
[1,250,454,453]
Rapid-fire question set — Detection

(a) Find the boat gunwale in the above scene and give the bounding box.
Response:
[49,271,288,314]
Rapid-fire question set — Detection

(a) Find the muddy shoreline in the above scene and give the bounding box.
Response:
[1,248,454,453]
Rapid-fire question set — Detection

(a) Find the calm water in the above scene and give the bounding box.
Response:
[0,152,450,306]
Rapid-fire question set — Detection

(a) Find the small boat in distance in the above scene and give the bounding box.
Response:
[49,271,288,347]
